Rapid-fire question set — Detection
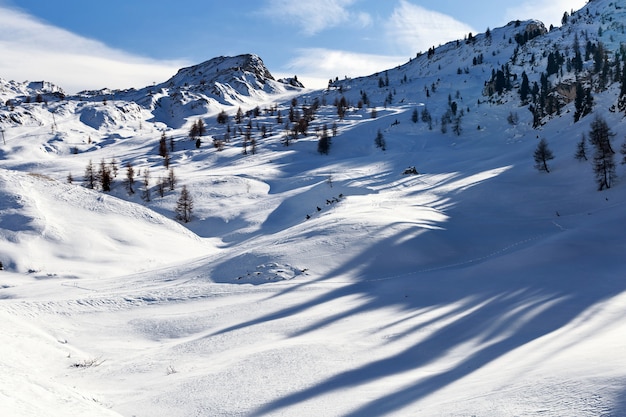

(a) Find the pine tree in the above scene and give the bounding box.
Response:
[411,107,419,123]
[175,185,193,223]
[83,160,96,189]
[375,129,386,150]
[189,120,199,139]
[589,115,616,190]
[533,138,554,173]
[575,134,588,161]
[235,107,244,124]
[452,115,462,136]
[317,124,331,154]
[99,159,112,192]
[217,110,229,124]
[159,132,168,158]
[519,71,530,102]
[157,177,165,198]
[196,119,206,137]
[107,159,117,179]
[125,162,135,194]
[142,168,151,201]
[168,167,176,191]
[574,82,593,122]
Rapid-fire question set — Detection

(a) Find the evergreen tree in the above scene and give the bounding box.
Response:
[196,119,206,137]
[375,129,386,150]
[452,115,462,136]
[593,42,605,74]
[574,82,593,122]
[125,162,135,194]
[421,107,432,129]
[189,121,199,139]
[142,168,151,201]
[83,160,96,189]
[546,52,559,76]
[157,177,166,198]
[589,115,616,190]
[533,138,554,172]
[159,132,168,158]
[168,167,176,191]
[99,159,112,192]
[337,96,348,120]
[519,71,530,102]
[175,185,193,223]
[108,159,118,179]
[217,110,229,124]
[411,107,419,123]
[317,124,331,154]
[572,33,583,73]
[575,133,588,161]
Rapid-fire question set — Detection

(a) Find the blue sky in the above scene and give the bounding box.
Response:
[0,0,586,93]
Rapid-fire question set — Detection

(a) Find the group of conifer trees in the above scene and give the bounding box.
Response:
[534,115,625,191]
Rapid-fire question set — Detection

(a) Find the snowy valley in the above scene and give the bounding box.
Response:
[1,1,626,416]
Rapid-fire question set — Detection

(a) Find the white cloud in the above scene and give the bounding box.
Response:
[282,48,406,89]
[0,6,188,94]
[503,0,588,28]
[385,0,476,55]
[260,0,370,36]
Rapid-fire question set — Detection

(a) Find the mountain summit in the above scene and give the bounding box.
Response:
[163,54,277,89]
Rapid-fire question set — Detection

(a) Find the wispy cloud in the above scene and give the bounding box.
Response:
[0,6,187,94]
[503,0,588,28]
[260,0,370,36]
[282,48,406,89]
[385,0,476,55]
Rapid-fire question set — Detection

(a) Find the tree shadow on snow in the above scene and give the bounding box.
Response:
[211,166,626,416]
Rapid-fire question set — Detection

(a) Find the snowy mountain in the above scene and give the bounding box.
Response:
[1,1,626,416]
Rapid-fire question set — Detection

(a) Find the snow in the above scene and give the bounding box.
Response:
[1,1,626,415]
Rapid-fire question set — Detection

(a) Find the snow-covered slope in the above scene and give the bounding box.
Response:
[1,1,626,416]
[0,168,211,278]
